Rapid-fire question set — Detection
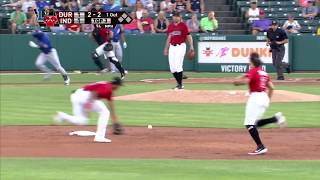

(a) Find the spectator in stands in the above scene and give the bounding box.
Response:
[140,0,157,13]
[81,4,94,32]
[282,14,301,34]
[186,12,199,32]
[2,0,36,13]
[92,2,103,11]
[302,0,318,19]
[68,0,80,11]
[138,9,155,33]
[173,0,188,13]
[9,5,27,34]
[123,11,140,34]
[134,0,145,19]
[26,6,38,26]
[66,24,81,32]
[36,0,49,15]
[245,0,260,23]
[160,0,174,13]
[154,11,169,33]
[251,11,271,35]
[188,0,204,13]
[103,0,121,11]
[200,11,218,32]
[123,0,137,7]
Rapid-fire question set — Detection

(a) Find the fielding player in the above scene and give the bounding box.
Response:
[91,26,126,79]
[233,52,287,155]
[54,77,124,143]
[29,30,70,85]
[163,11,194,90]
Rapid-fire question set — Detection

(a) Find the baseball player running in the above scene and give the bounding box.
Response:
[91,26,126,79]
[110,24,127,73]
[54,77,124,143]
[233,52,287,155]
[29,30,70,85]
[163,11,194,90]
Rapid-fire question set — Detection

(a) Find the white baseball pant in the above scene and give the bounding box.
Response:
[35,48,67,75]
[110,41,123,71]
[58,89,110,140]
[168,43,186,73]
[244,92,270,125]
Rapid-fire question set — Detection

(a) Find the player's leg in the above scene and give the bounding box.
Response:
[175,43,186,88]
[92,43,107,71]
[110,42,123,72]
[35,52,52,79]
[91,100,111,143]
[54,90,89,125]
[168,45,180,88]
[244,93,269,155]
[48,48,70,85]
[105,50,126,79]
[256,112,287,128]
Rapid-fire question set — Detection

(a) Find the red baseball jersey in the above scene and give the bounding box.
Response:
[99,28,112,43]
[167,22,189,44]
[83,82,113,100]
[245,67,270,93]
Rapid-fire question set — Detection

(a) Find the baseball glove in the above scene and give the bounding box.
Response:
[187,49,195,61]
[104,43,113,51]
[113,122,124,135]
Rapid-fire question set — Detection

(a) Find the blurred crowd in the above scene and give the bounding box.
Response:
[246,0,319,35]
[3,0,221,34]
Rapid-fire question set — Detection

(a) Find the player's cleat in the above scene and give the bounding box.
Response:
[275,112,287,128]
[100,68,111,74]
[286,64,291,74]
[64,78,70,85]
[248,146,268,155]
[94,137,112,143]
[120,73,126,80]
[277,76,285,80]
[183,75,188,79]
[173,85,184,90]
[43,73,52,80]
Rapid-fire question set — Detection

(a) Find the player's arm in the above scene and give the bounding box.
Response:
[187,34,194,51]
[233,75,249,86]
[163,34,171,56]
[266,81,274,98]
[107,100,118,123]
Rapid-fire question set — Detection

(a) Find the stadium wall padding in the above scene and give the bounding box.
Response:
[0,34,319,72]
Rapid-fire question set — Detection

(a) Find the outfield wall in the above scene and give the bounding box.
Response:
[0,34,319,72]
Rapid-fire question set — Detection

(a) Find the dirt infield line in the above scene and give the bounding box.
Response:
[1,126,319,160]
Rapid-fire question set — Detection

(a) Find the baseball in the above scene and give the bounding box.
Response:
[147,125,153,129]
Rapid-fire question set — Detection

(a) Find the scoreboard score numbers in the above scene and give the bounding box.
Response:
[39,9,132,28]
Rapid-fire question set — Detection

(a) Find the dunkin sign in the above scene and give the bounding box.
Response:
[198,42,288,64]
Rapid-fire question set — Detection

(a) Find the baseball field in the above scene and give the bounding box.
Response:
[1,72,320,180]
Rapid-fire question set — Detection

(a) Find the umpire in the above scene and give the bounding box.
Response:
[267,20,289,80]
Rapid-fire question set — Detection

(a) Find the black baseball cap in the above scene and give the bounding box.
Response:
[271,20,279,25]
[172,11,180,17]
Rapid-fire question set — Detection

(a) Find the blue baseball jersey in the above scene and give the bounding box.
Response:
[112,25,122,42]
[32,31,53,54]
[103,3,121,12]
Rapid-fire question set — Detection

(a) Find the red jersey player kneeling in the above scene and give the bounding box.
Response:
[54,77,124,143]
[233,52,287,155]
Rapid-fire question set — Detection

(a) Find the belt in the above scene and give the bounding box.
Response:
[171,43,181,46]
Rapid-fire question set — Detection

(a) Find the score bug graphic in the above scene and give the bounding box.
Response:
[40,9,132,28]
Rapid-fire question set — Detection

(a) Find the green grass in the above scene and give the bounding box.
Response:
[1,158,320,180]
[0,72,319,84]
[1,79,319,127]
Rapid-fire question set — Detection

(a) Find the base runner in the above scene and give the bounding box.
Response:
[54,77,124,143]
[163,11,194,90]
[29,30,70,85]
[233,52,287,155]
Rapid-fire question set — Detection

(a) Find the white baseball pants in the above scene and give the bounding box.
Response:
[168,43,186,73]
[58,89,110,139]
[35,48,67,75]
[244,92,270,125]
